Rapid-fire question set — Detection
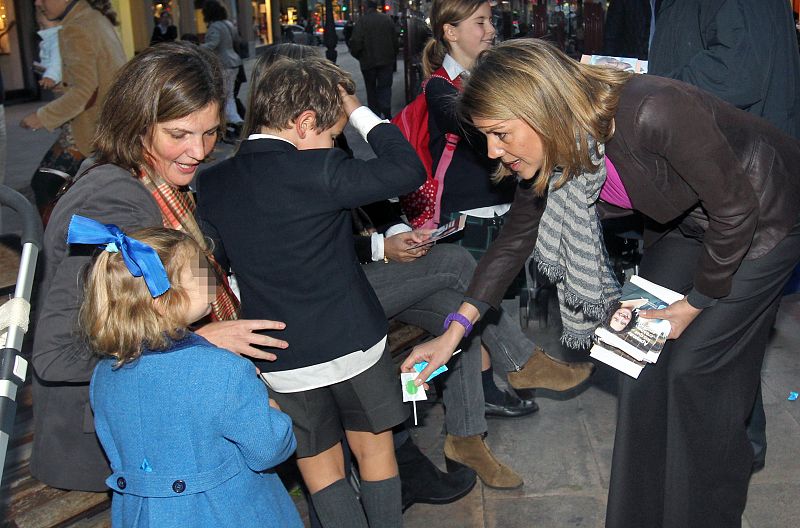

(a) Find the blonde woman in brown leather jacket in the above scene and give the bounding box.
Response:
[403,39,800,528]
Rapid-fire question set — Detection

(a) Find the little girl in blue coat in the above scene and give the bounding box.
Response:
[69,215,302,528]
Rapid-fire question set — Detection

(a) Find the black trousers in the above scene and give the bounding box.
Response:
[361,64,394,119]
[606,219,800,528]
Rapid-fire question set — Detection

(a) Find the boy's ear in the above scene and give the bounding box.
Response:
[295,110,318,139]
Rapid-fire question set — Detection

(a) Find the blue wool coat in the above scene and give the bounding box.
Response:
[90,333,302,527]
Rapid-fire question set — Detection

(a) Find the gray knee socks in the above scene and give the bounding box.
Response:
[311,478,368,528]
[311,476,403,528]
[360,475,403,528]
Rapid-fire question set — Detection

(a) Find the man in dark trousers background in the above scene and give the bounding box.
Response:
[349,0,399,119]
[602,0,659,60]
[649,0,800,474]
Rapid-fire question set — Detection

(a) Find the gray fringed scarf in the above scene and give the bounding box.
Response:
[533,140,621,348]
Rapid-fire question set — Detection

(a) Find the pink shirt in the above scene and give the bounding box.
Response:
[600,156,633,209]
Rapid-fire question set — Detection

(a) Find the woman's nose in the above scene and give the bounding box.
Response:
[186,135,208,160]
[486,136,504,159]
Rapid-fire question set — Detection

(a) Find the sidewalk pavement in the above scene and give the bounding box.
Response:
[3,42,799,527]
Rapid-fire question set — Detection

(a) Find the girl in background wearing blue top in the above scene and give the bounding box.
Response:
[73,218,301,528]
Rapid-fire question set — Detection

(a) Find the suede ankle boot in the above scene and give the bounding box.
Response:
[508,347,595,395]
[444,434,523,490]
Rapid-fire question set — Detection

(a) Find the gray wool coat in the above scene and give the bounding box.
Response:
[30,162,161,491]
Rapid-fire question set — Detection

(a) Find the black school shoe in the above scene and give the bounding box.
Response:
[396,437,477,511]
[484,390,539,418]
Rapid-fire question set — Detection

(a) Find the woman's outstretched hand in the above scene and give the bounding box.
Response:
[401,334,459,389]
[196,319,288,360]
[639,298,702,340]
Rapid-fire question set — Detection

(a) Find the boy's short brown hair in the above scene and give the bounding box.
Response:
[246,55,356,133]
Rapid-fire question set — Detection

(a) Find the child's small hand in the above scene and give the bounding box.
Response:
[268,398,281,411]
[338,84,361,117]
[39,77,57,90]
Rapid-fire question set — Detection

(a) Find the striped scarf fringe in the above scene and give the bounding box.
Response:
[533,139,620,348]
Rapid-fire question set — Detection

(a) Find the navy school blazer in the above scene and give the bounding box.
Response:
[197,123,426,373]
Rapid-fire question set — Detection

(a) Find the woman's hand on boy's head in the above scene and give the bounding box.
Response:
[195,319,288,361]
[338,84,361,117]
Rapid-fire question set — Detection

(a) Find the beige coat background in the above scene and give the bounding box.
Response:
[36,0,127,156]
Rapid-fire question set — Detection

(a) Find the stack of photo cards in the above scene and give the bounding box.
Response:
[590,275,683,378]
[407,215,467,250]
[581,54,649,74]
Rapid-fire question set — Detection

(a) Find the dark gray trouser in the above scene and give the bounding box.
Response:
[361,63,394,119]
[606,219,800,528]
[362,243,535,436]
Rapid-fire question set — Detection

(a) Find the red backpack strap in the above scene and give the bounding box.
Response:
[422,66,460,229]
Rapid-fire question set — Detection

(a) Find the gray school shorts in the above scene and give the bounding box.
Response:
[270,346,409,458]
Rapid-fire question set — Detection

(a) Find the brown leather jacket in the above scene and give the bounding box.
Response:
[466,74,800,308]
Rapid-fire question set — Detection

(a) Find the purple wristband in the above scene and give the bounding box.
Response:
[443,313,473,337]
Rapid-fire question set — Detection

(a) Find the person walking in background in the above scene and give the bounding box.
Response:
[20,0,127,222]
[648,0,800,474]
[201,0,244,139]
[349,0,399,119]
[150,10,177,45]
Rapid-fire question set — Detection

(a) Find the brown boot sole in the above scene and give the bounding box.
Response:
[445,457,524,490]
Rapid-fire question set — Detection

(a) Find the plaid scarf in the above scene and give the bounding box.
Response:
[533,139,620,349]
[138,171,240,322]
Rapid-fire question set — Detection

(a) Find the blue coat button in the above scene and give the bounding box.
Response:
[172,480,186,493]
[116,477,126,490]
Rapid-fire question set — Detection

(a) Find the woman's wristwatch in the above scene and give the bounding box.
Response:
[443,312,473,337]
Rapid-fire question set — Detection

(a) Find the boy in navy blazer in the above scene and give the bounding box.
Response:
[197,56,425,527]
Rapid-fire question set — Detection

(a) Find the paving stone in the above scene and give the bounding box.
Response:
[484,493,606,528]
[743,482,800,528]
[747,405,800,485]
[404,485,485,527]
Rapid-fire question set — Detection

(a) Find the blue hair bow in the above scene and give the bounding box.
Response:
[67,215,171,297]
